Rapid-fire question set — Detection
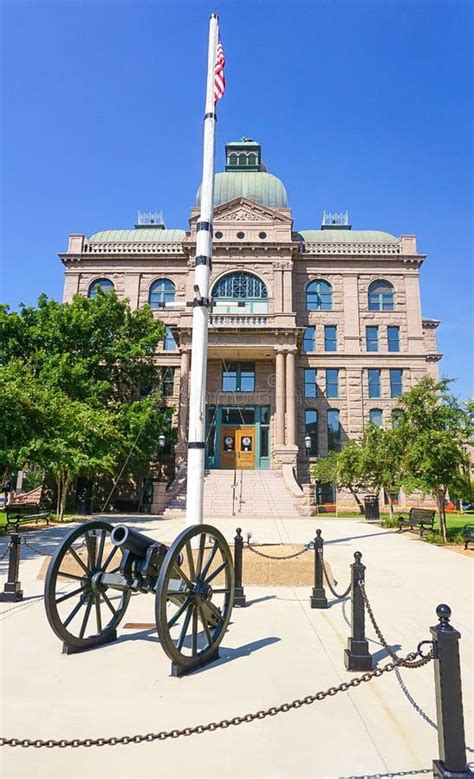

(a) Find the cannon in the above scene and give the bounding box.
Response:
[44,520,234,676]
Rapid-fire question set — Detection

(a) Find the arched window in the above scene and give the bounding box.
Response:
[306,279,333,311]
[229,153,237,166]
[238,153,247,166]
[149,279,175,309]
[212,271,268,314]
[88,278,115,298]
[247,153,257,166]
[369,409,383,427]
[368,280,395,311]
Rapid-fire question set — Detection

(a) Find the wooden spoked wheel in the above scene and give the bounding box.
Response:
[44,520,130,652]
[155,525,234,675]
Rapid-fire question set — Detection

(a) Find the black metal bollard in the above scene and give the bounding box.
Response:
[233,528,246,607]
[431,604,470,778]
[310,529,328,609]
[344,551,373,671]
[0,533,23,602]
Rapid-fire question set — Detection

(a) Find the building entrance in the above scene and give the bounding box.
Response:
[221,427,255,470]
[205,405,270,470]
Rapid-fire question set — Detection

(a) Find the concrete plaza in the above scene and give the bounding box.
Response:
[0,515,472,779]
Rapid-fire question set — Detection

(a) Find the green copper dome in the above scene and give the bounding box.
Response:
[196,171,288,209]
[88,229,186,242]
[297,229,397,243]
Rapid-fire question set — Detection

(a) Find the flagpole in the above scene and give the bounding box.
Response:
[185,12,219,528]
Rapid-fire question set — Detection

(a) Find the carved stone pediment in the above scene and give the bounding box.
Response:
[212,197,292,225]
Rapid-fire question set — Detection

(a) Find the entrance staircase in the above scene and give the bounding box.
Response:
[163,470,310,519]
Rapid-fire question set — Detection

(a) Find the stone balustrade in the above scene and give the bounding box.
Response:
[83,242,184,254]
[300,242,401,255]
[210,314,269,327]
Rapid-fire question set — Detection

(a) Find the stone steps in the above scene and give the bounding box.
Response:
[163,470,308,519]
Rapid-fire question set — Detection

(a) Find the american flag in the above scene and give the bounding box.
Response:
[214,41,226,103]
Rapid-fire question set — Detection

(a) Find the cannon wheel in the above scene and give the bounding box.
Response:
[45,520,130,653]
[155,524,234,676]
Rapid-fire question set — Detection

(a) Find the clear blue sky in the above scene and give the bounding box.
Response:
[1,0,472,398]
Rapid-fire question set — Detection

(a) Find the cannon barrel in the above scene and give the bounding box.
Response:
[110,525,164,558]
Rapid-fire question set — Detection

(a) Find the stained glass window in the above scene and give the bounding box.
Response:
[212,272,267,300]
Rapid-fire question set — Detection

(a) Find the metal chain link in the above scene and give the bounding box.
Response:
[0,648,432,749]
[358,581,433,668]
[320,552,352,599]
[246,542,311,561]
[394,668,437,730]
[21,538,53,557]
[0,541,12,562]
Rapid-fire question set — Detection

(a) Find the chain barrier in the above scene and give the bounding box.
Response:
[246,541,311,561]
[394,668,437,730]
[319,551,352,600]
[0,647,432,749]
[358,581,433,668]
[0,541,12,562]
[20,538,53,557]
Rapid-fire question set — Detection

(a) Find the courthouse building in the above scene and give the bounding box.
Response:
[60,139,441,509]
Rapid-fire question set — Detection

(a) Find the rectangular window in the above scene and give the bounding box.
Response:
[324,325,337,351]
[304,368,317,398]
[390,369,403,398]
[326,369,339,398]
[304,409,318,456]
[366,326,379,352]
[163,326,177,351]
[221,407,255,424]
[222,362,255,393]
[391,409,404,429]
[368,369,381,398]
[369,409,383,427]
[327,409,341,452]
[161,367,175,398]
[387,326,400,352]
[303,326,316,352]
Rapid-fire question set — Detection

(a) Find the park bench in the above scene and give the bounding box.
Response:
[397,507,436,536]
[2,487,50,531]
[463,524,474,551]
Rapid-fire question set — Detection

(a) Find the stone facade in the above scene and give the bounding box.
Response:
[59,140,442,508]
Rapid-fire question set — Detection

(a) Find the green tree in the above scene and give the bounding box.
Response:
[357,424,403,519]
[311,443,367,513]
[397,377,472,542]
[0,292,169,518]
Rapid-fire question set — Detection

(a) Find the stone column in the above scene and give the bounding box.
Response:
[275,348,286,445]
[285,348,297,446]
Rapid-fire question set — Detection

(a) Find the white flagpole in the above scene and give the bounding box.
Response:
[185,12,219,528]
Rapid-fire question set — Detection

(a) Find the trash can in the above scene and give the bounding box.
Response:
[76,478,93,515]
[364,494,380,521]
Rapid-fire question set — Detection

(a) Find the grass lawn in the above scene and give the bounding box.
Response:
[0,512,80,534]
[316,509,472,544]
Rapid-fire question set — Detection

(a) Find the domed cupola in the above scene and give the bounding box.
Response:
[196,138,288,209]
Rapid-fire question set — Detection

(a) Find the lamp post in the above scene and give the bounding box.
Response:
[304,434,312,454]
[158,434,166,481]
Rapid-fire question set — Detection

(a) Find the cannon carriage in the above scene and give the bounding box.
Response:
[44,520,234,676]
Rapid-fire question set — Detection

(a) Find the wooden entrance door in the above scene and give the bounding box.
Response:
[221,428,237,469]
[236,428,255,470]
[220,427,255,469]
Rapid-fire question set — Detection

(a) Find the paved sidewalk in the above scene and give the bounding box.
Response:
[0,516,472,779]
